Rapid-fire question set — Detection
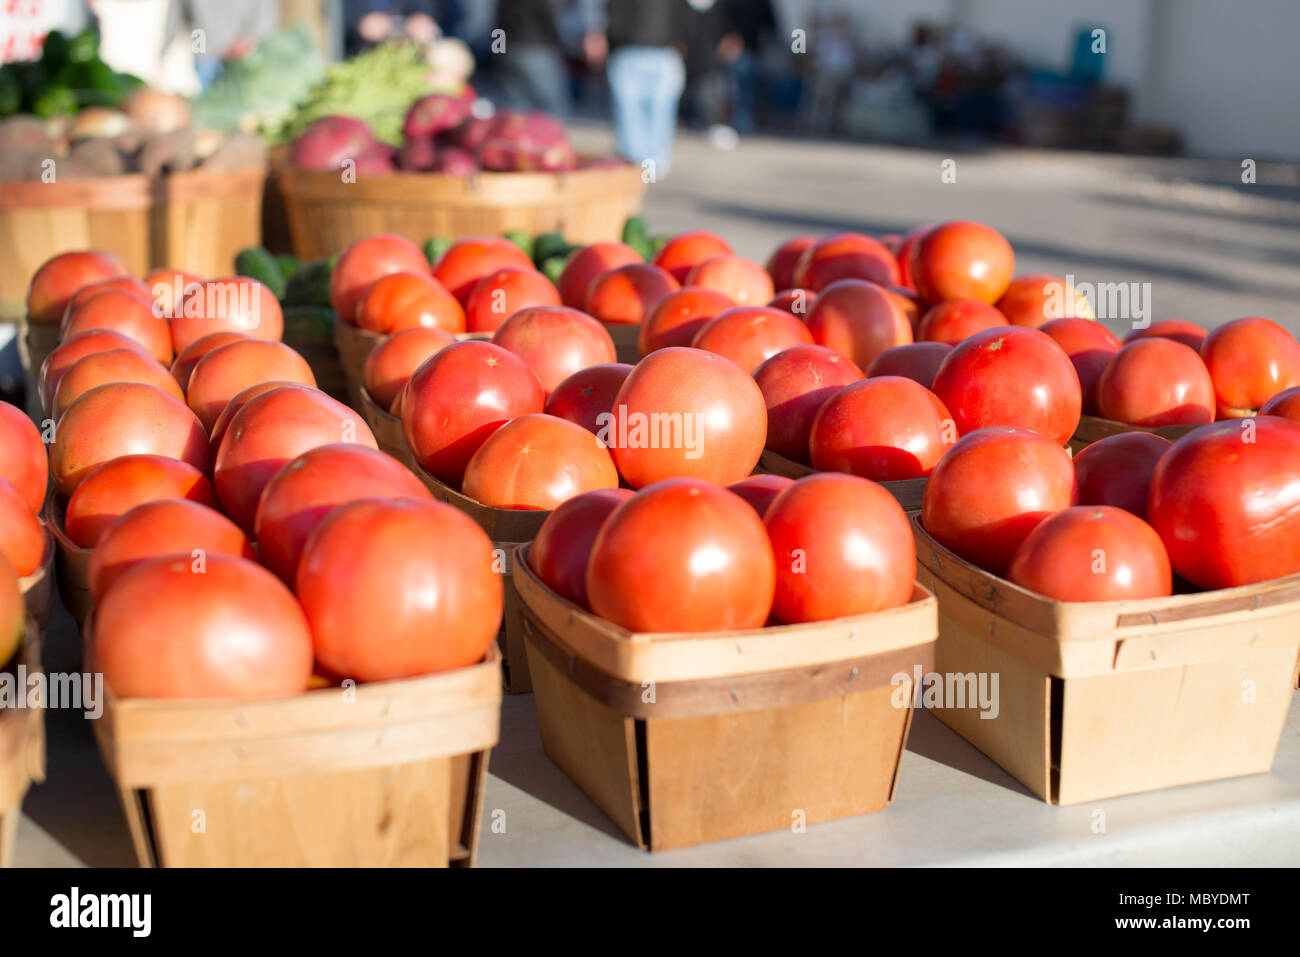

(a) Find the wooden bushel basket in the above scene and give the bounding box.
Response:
[152,166,267,280]
[44,500,92,631]
[280,163,647,261]
[756,449,928,512]
[332,319,385,410]
[0,623,46,867]
[911,514,1300,805]
[513,546,938,851]
[86,621,501,868]
[19,527,55,636]
[19,319,64,415]
[360,387,418,469]
[1068,414,1200,454]
[602,322,640,364]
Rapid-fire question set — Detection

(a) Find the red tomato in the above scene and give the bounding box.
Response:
[64,454,218,548]
[528,487,634,608]
[810,376,954,480]
[213,384,377,532]
[493,305,616,396]
[208,381,298,453]
[0,401,47,513]
[26,249,130,325]
[1124,318,1207,352]
[1200,316,1300,418]
[792,233,900,291]
[893,226,929,291]
[916,299,1006,345]
[766,288,817,318]
[401,340,545,486]
[296,498,503,679]
[996,273,1095,327]
[62,276,151,322]
[1038,317,1121,415]
[866,342,951,389]
[684,255,775,306]
[0,555,23,665]
[639,287,734,355]
[0,477,44,577]
[50,383,209,497]
[172,278,283,354]
[586,478,776,632]
[766,237,815,292]
[910,221,1015,304]
[169,331,248,391]
[254,444,433,582]
[805,279,913,371]
[607,347,766,488]
[354,270,465,334]
[62,289,173,364]
[922,427,1077,574]
[883,285,925,331]
[765,473,915,622]
[330,233,430,322]
[727,474,793,518]
[88,499,255,604]
[1072,431,1171,520]
[362,326,456,410]
[40,330,149,409]
[557,242,642,308]
[185,339,317,432]
[1008,506,1172,601]
[464,266,561,333]
[143,269,204,320]
[1149,418,1300,589]
[653,231,733,283]
[1096,338,1214,427]
[585,263,680,325]
[690,306,814,374]
[96,554,313,699]
[932,326,1082,445]
[545,363,634,434]
[753,344,863,462]
[432,236,534,306]
[1261,386,1300,422]
[462,414,619,510]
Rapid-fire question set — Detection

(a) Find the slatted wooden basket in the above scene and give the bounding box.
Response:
[44,499,92,632]
[19,527,54,638]
[513,545,938,851]
[911,513,1300,804]
[756,449,928,512]
[0,622,46,868]
[603,322,639,364]
[1068,414,1200,454]
[359,386,418,469]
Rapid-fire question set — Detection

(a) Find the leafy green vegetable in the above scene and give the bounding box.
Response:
[191,27,325,138]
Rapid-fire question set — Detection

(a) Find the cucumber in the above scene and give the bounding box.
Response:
[531,231,569,267]
[621,215,649,252]
[649,234,671,256]
[540,255,567,285]
[275,254,302,281]
[281,305,337,345]
[422,236,451,267]
[234,246,288,299]
[502,229,533,260]
[282,259,333,309]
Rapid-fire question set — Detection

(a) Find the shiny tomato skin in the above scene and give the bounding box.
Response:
[558,242,643,308]
[931,326,1082,446]
[185,339,317,433]
[805,278,913,371]
[254,444,433,582]
[461,413,619,510]
[401,340,545,487]
[1096,338,1214,427]
[62,276,151,322]
[62,289,173,364]
[996,273,1095,327]
[95,554,313,699]
[0,477,44,577]
[330,233,430,322]
[765,237,815,292]
[1072,431,1171,520]
[1199,317,1300,417]
[88,499,255,604]
[585,263,680,325]
[586,478,776,632]
[208,381,298,453]
[1261,386,1300,422]
[893,227,929,291]
[493,305,616,395]
[607,347,766,488]
[26,249,130,325]
[810,376,954,480]
[172,278,283,354]
[545,363,634,434]
[1008,506,1172,601]
[214,384,377,533]
[684,255,775,306]
[1039,317,1121,415]
[916,298,1006,345]
[296,498,503,679]
[753,344,863,462]
[528,487,634,608]
[170,331,248,391]
[1125,318,1207,352]
[143,269,204,320]
[1148,417,1300,589]
[765,472,915,622]
[639,287,734,355]
[432,236,534,306]
[50,383,210,497]
[653,231,733,283]
[922,427,1078,575]
[727,474,793,518]
[866,342,951,389]
[792,233,900,291]
[464,266,561,334]
[910,221,1015,305]
[690,306,815,374]
[0,401,48,513]
[355,270,465,334]
[64,454,218,548]
[0,555,19,665]
[362,326,457,410]
[766,288,817,318]
[40,330,149,409]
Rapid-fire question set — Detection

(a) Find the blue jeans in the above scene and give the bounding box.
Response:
[607,46,685,177]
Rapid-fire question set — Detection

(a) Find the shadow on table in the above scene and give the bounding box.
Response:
[905,708,1037,800]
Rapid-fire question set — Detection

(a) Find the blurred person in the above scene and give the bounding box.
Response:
[344,1,445,56]
[687,0,775,143]
[799,11,853,134]
[495,0,570,118]
[182,0,276,88]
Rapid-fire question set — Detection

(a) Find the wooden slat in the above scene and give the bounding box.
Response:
[757,450,928,511]
[42,498,92,628]
[602,321,639,364]
[413,464,551,543]
[359,387,417,468]
[19,528,54,633]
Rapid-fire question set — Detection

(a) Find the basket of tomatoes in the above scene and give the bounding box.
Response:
[0,610,43,869]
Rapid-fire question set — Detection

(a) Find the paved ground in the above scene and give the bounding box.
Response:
[11,130,1300,867]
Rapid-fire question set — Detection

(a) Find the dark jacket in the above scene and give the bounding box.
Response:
[497,0,562,49]
[606,0,692,51]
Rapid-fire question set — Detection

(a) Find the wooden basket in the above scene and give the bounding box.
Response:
[756,449,928,512]
[603,322,640,364]
[911,513,1300,805]
[0,622,46,867]
[152,166,267,280]
[280,163,646,261]
[19,317,66,414]
[19,527,54,636]
[333,320,384,409]
[1069,414,1200,454]
[86,622,501,868]
[44,499,92,631]
[360,387,417,469]
[513,545,938,851]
